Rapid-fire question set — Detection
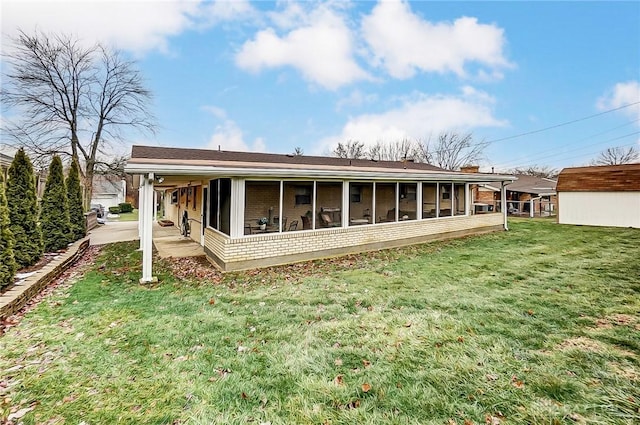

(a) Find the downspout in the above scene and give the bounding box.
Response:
[501,181,508,231]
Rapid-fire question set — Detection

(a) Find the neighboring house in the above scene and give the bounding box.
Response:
[462,167,557,216]
[126,145,515,279]
[91,175,126,209]
[0,150,12,181]
[557,163,640,228]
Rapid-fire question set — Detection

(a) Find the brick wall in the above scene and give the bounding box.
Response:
[205,213,504,271]
[245,181,280,225]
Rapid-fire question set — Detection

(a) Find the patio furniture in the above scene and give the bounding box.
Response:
[319,213,341,228]
[244,222,253,235]
[320,207,341,223]
[350,218,368,225]
[288,220,298,231]
[301,215,311,230]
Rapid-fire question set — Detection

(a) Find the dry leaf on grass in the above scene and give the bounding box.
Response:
[7,405,35,421]
[511,375,525,389]
[361,383,371,393]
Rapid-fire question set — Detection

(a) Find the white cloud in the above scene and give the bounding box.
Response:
[1,0,256,54]
[201,0,257,25]
[597,80,640,122]
[204,106,265,152]
[314,87,507,154]
[361,0,511,79]
[235,3,369,90]
[267,1,307,30]
[336,89,379,111]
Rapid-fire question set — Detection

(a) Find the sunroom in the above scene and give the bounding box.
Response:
[126,146,514,280]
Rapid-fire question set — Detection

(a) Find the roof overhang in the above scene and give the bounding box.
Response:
[125,159,515,184]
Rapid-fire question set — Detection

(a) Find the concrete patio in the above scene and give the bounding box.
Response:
[89,220,204,259]
[152,224,205,259]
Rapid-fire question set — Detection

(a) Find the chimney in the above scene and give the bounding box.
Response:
[460,165,480,173]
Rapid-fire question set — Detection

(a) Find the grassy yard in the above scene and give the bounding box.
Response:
[109,208,139,222]
[1,219,638,424]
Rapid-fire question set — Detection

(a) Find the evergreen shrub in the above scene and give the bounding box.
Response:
[6,148,43,268]
[118,202,133,213]
[41,156,71,252]
[0,172,17,289]
[66,159,86,241]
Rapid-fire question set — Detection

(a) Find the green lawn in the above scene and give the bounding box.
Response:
[110,208,139,222]
[1,219,638,424]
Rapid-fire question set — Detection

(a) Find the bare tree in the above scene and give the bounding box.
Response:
[417,132,488,171]
[368,139,419,161]
[292,146,304,156]
[591,146,639,166]
[1,30,155,208]
[333,140,367,159]
[508,165,559,179]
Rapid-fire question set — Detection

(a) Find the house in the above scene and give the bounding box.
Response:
[0,150,12,181]
[125,145,515,281]
[557,163,640,228]
[91,175,126,210]
[462,167,557,217]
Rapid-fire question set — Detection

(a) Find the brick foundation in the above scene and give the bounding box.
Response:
[205,213,504,271]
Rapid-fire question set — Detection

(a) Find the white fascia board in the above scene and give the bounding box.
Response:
[125,162,515,183]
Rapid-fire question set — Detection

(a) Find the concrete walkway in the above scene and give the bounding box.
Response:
[89,220,204,258]
[89,221,140,245]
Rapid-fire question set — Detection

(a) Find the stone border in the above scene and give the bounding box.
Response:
[0,237,90,321]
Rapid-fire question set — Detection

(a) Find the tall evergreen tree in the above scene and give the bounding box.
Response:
[41,155,71,252]
[6,148,43,268]
[66,158,86,241]
[0,172,17,289]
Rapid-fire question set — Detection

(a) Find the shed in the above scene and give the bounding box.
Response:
[557,163,640,228]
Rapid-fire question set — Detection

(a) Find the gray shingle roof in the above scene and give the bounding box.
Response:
[130,145,446,172]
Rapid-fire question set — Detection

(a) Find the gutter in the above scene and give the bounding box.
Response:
[124,162,516,183]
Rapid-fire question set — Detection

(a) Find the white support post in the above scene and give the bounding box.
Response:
[138,185,144,242]
[501,182,508,231]
[230,178,245,238]
[465,183,471,216]
[395,182,400,222]
[138,183,145,249]
[435,182,440,218]
[416,182,423,220]
[278,180,284,231]
[153,190,158,222]
[140,173,157,283]
[342,181,349,227]
[372,182,377,224]
[312,180,317,228]
[530,199,535,218]
[451,183,455,217]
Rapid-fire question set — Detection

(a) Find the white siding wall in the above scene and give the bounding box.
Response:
[558,191,640,228]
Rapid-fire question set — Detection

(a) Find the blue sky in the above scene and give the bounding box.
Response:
[2,0,639,171]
